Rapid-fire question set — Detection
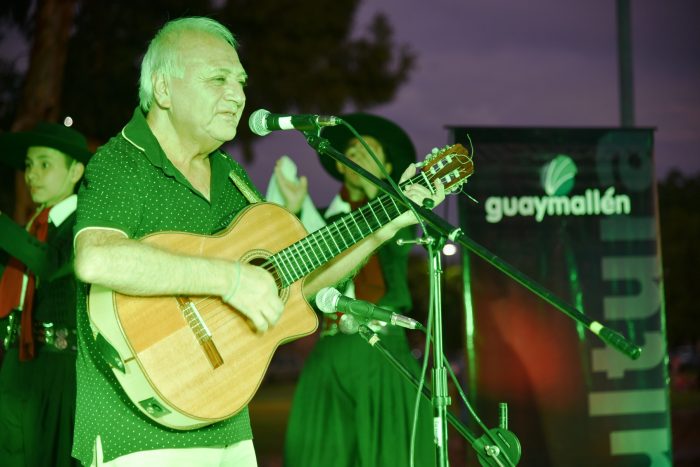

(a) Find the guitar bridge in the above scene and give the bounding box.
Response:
[176,297,224,368]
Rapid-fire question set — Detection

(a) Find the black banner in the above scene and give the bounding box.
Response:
[452,127,670,466]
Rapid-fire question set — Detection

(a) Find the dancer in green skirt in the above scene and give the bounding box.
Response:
[270,113,436,467]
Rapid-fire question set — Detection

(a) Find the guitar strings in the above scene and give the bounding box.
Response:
[189,189,401,319]
[188,185,409,326]
[185,153,469,327]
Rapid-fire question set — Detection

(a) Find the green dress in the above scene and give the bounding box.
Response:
[284,198,436,467]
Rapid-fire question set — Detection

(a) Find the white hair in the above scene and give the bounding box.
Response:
[138,17,238,112]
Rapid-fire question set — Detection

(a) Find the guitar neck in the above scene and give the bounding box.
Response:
[265,142,473,287]
[269,179,416,287]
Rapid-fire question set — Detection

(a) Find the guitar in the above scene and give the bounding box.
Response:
[88,144,474,429]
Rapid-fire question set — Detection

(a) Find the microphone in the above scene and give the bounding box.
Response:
[248,109,341,136]
[315,287,422,330]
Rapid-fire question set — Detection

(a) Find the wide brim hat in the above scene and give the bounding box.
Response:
[319,113,416,182]
[0,122,92,170]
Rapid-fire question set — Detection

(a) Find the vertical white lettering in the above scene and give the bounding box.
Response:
[610,428,671,466]
[592,331,665,379]
[602,257,660,321]
[589,389,666,415]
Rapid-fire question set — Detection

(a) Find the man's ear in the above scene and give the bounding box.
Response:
[153,73,171,109]
[70,162,85,185]
[335,160,346,176]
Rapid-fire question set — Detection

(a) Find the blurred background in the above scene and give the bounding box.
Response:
[1,0,698,465]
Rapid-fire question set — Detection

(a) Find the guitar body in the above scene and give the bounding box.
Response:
[88,203,318,430]
[87,143,474,430]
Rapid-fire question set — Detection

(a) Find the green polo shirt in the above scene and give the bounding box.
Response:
[72,108,260,464]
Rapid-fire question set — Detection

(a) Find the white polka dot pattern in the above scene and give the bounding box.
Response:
[72,113,259,464]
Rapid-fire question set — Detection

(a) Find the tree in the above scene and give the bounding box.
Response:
[59,0,215,143]
[657,170,700,346]
[59,0,415,160]
[2,0,413,220]
[3,0,414,218]
[1,0,77,223]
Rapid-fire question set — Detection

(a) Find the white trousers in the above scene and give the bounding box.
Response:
[90,435,257,467]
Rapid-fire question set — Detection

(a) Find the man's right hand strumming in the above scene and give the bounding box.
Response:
[221,262,283,333]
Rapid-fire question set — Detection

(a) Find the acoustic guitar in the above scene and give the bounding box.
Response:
[88,144,474,429]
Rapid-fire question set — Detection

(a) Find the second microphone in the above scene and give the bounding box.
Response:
[315,287,423,331]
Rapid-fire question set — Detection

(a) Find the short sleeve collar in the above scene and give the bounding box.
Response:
[121,107,173,174]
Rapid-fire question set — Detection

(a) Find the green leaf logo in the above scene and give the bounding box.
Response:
[541,154,577,196]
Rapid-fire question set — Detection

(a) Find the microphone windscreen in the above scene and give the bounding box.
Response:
[248,109,271,136]
[315,287,340,313]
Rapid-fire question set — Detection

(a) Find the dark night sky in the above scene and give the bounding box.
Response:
[233,0,700,215]
[1,0,698,216]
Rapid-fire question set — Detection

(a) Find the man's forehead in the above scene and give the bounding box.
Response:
[183,46,246,79]
[205,65,247,78]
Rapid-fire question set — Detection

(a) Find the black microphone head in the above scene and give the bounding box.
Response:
[315,287,340,313]
[248,109,271,136]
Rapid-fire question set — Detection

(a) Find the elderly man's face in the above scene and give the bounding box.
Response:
[166,31,247,152]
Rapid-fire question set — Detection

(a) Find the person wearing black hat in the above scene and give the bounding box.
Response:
[0,121,91,467]
[270,113,436,467]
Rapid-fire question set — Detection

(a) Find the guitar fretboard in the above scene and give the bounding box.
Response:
[266,176,423,287]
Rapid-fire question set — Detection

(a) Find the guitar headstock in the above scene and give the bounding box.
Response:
[420,144,474,194]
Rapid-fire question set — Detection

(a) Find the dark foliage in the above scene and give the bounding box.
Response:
[44,0,414,159]
[658,170,700,346]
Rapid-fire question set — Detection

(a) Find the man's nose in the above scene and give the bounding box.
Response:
[225,84,245,106]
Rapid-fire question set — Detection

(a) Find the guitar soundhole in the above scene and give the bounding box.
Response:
[244,251,290,303]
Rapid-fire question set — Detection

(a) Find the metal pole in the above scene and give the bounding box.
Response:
[428,240,451,466]
[617,0,635,127]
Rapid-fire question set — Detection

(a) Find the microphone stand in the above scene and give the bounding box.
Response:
[426,233,451,467]
[357,324,521,467]
[302,127,640,466]
[357,320,479,447]
[304,130,454,464]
